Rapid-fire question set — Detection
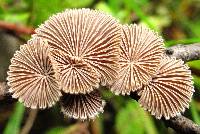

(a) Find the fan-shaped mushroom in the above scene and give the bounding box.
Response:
[49,49,100,94]
[34,8,121,94]
[111,24,164,95]
[138,56,194,119]
[60,90,105,120]
[7,38,61,109]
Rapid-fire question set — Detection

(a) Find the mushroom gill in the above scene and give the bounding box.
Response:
[111,24,164,95]
[138,56,194,120]
[34,8,121,94]
[60,90,105,120]
[7,38,61,109]
[49,49,100,94]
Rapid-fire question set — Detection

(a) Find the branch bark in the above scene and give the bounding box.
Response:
[164,115,200,134]
[20,109,38,134]
[166,43,200,62]
[0,21,35,35]
[0,82,9,100]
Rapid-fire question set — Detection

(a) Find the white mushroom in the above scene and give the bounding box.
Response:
[111,24,164,95]
[7,38,61,109]
[138,56,194,120]
[61,90,105,120]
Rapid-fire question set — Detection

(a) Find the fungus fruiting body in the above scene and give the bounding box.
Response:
[61,90,105,120]
[6,8,195,121]
[49,49,100,94]
[34,8,121,94]
[111,24,164,95]
[138,56,194,119]
[7,38,61,109]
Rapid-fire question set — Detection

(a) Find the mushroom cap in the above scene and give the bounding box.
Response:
[49,49,100,94]
[7,38,61,109]
[138,56,194,120]
[34,8,121,94]
[60,90,105,120]
[111,24,164,95]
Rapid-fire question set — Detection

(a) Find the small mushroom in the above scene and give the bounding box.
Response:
[34,8,121,94]
[111,24,164,95]
[49,49,100,94]
[7,38,61,109]
[138,56,194,120]
[60,90,105,120]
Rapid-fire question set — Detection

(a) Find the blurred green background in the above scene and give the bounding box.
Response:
[0,0,200,134]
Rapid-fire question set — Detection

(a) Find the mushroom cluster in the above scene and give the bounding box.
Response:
[7,8,194,120]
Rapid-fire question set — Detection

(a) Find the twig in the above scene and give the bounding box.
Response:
[0,82,8,95]
[0,21,35,35]
[90,118,101,134]
[166,43,200,62]
[20,109,38,134]
[0,82,9,100]
[63,122,90,134]
[164,116,200,134]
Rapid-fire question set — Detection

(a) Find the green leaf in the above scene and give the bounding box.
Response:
[116,9,131,23]
[31,0,66,26]
[3,102,25,134]
[0,7,4,14]
[165,38,200,47]
[31,0,93,26]
[187,61,200,91]
[95,2,114,16]
[191,75,200,91]
[143,112,158,134]
[116,101,158,134]
[190,100,200,125]
[45,122,92,134]
[63,0,93,8]
[107,0,121,13]
[123,0,156,30]
[146,15,171,33]
[95,1,130,23]
[45,127,65,134]
[2,13,29,24]
[187,60,200,70]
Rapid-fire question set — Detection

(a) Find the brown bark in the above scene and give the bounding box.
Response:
[0,21,35,35]
[166,43,200,62]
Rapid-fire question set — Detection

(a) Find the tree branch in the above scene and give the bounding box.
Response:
[166,43,200,62]
[0,82,9,100]
[0,21,35,35]
[20,109,38,134]
[164,115,200,134]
